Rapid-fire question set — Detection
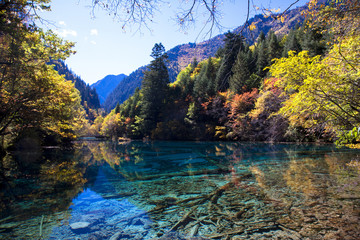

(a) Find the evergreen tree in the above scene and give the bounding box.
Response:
[282,29,302,57]
[300,27,327,56]
[190,58,198,70]
[249,44,258,74]
[215,32,244,92]
[193,57,217,98]
[129,87,141,118]
[256,41,268,78]
[215,46,225,58]
[229,50,251,93]
[115,103,121,114]
[267,31,281,62]
[140,43,170,136]
[257,31,266,43]
[121,98,132,116]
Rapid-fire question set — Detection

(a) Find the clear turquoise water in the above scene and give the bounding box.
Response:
[0,141,359,239]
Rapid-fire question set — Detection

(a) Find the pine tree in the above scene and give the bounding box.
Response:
[190,58,198,70]
[229,50,250,93]
[193,57,217,98]
[249,44,258,74]
[140,43,170,136]
[256,41,268,78]
[257,31,266,43]
[215,32,244,92]
[300,27,327,57]
[282,29,302,57]
[129,88,141,118]
[115,103,121,114]
[267,31,281,63]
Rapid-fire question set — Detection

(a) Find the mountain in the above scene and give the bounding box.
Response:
[103,5,305,112]
[51,60,101,120]
[104,67,146,112]
[91,74,127,104]
[233,7,305,43]
[103,39,224,112]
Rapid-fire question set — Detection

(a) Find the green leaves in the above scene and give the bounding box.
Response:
[140,43,170,135]
[150,43,167,60]
[0,0,85,145]
[336,127,360,145]
[269,34,360,138]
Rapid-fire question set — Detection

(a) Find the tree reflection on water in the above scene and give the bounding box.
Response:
[0,141,359,239]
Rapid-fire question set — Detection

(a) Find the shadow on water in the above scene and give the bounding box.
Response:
[0,141,360,239]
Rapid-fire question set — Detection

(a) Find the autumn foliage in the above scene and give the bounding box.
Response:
[97,0,360,144]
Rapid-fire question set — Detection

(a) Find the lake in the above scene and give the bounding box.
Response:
[0,141,360,239]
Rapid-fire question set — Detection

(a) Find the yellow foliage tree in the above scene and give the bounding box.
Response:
[0,1,86,146]
[269,34,360,137]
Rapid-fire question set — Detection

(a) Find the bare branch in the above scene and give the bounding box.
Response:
[237,0,250,35]
[91,0,161,33]
[281,0,300,15]
[88,0,306,38]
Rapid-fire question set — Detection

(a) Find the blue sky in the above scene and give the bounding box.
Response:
[40,0,307,85]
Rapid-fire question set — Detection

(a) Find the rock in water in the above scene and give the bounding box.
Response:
[109,232,122,240]
[69,222,90,233]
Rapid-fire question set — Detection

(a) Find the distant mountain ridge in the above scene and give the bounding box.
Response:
[103,5,305,112]
[51,60,100,110]
[91,74,127,104]
[233,6,305,42]
[104,67,146,111]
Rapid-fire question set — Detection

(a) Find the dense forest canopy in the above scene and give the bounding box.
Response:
[102,5,307,112]
[1,2,360,239]
[1,0,360,153]
[51,60,101,121]
[0,0,89,153]
[96,0,360,147]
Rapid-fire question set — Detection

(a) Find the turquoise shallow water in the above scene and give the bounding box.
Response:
[0,141,360,239]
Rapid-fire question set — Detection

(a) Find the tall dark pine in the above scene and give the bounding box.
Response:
[129,88,141,118]
[193,57,217,98]
[215,32,244,92]
[301,27,327,56]
[282,29,302,57]
[267,31,281,62]
[115,103,121,114]
[257,31,266,43]
[141,43,170,136]
[256,41,268,78]
[230,50,251,93]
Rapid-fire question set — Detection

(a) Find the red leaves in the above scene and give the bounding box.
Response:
[263,77,282,95]
[229,89,258,117]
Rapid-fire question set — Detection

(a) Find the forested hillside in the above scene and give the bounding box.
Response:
[233,6,306,43]
[51,60,101,121]
[2,0,359,152]
[91,74,127,104]
[103,5,305,111]
[0,1,88,151]
[104,67,146,112]
[95,0,360,146]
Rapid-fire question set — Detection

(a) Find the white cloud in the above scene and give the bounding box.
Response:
[55,29,77,38]
[90,29,98,36]
[59,21,66,26]
[90,40,97,45]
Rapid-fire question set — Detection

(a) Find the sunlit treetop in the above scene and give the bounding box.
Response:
[305,0,360,38]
